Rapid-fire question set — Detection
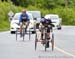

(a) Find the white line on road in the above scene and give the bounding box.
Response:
[55,46,75,58]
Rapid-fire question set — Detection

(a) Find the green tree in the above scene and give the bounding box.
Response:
[11,0,75,9]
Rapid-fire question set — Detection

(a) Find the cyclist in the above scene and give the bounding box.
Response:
[19,9,30,37]
[39,16,54,48]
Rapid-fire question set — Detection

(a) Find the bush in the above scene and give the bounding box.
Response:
[27,5,75,25]
[0,2,22,31]
[0,2,75,32]
[40,7,75,25]
[49,8,75,25]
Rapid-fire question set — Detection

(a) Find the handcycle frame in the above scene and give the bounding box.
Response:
[35,26,54,51]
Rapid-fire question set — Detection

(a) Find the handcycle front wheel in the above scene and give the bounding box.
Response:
[45,40,47,51]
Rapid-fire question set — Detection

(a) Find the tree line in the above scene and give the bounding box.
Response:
[1,0,75,9]
[10,0,75,9]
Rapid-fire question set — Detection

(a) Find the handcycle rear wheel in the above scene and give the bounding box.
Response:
[45,31,48,51]
[35,32,38,50]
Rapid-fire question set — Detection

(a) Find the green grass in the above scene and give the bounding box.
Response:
[0,2,22,32]
[0,20,10,32]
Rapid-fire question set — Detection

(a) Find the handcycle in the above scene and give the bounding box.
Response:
[15,22,31,41]
[35,25,54,51]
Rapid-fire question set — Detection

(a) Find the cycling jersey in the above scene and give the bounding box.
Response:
[41,18,54,27]
[20,13,29,22]
[40,18,54,32]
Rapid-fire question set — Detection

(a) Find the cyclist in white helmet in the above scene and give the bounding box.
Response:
[39,16,54,48]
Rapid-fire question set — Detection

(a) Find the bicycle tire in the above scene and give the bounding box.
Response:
[51,33,54,51]
[16,30,17,41]
[45,28,47,51]
[23,28,25,41]
[29,29,31,40]
[35,32,37,50]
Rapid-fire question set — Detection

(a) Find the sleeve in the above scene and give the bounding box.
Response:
[41,18,45,25]
[19,14,22,22]
[49,19,52,23]
[26,14,30,21]
[49,20,55,27]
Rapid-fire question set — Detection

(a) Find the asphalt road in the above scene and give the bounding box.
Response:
[0,26,75,59]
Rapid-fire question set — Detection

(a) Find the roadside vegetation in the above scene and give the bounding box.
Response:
[0,1,22,31]
[0,0,75,31]
[13,0,75,25]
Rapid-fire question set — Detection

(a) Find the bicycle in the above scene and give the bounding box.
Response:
[16,22,31,41]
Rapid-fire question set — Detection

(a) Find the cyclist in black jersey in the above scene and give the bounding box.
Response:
[39,17,54,48]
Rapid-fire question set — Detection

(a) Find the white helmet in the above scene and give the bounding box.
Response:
[44,15,50,19]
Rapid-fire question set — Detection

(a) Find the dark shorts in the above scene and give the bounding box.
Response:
[45,26,52,33]
[20,19,29,25]
[22,19,28,22]
[46,27,51,32]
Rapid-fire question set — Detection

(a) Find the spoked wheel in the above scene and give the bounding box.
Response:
[16,30,17,41]
[45,32,47,51]
[51,33,54,51]
[23,28,25,41]
[45,39,47,51]
[29,29,31,40]
[35,32,38,50]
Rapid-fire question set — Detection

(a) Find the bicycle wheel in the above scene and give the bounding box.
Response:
[51,33,54,51]
[45,31,47,51]
[35,32,38,50]
[23,28,25,41]
[16,30,17,41]
[29,29,31,40]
